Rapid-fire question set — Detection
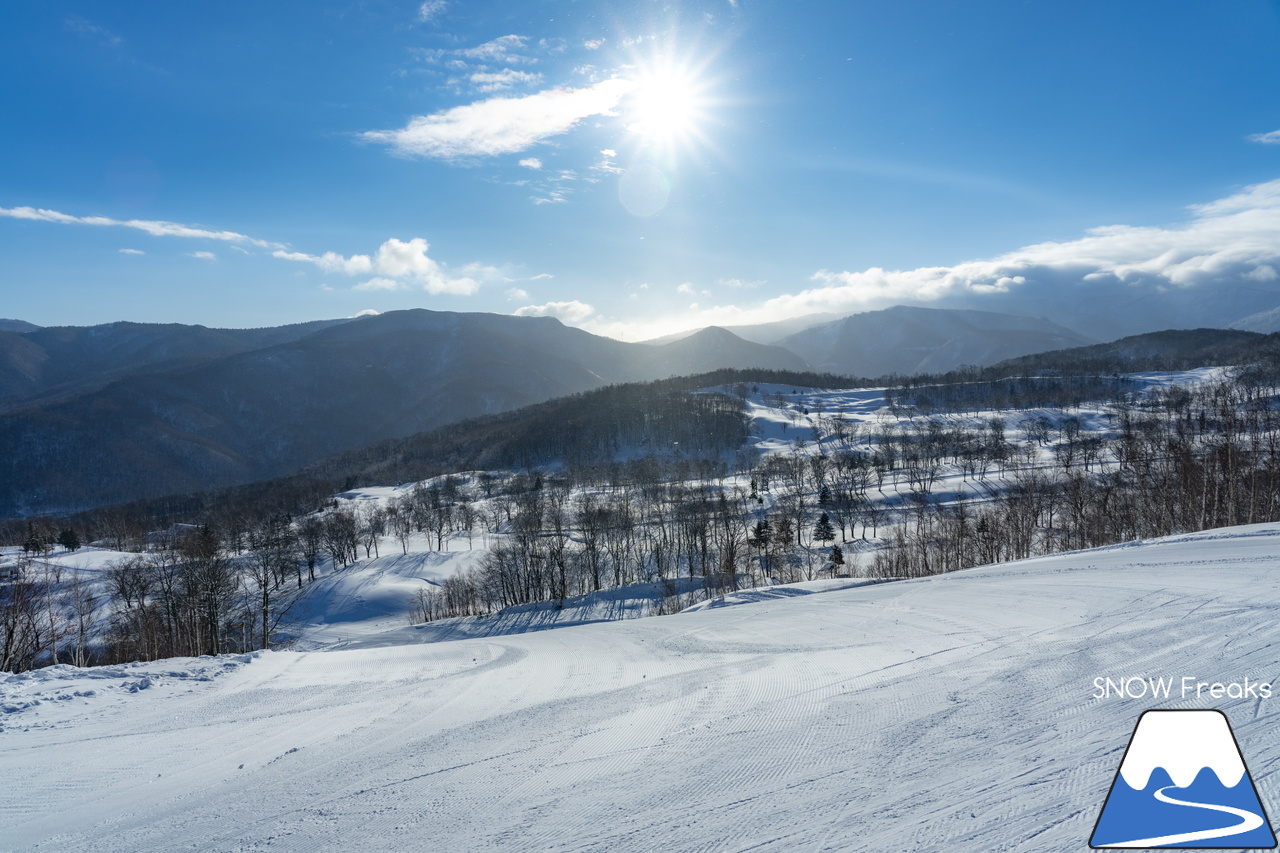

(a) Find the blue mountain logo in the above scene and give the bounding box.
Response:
[1091,710,1276,848]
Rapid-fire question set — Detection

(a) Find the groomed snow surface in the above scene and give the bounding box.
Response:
[6,523,1280,851]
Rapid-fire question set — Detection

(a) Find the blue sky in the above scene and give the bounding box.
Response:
[3,0,1280,339]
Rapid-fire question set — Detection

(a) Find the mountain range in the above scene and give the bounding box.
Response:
[0,303,1270,519]
[0,310,802,518]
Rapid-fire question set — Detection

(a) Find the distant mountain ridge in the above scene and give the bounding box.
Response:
[0,309,804,518]
[641,312,845,346]
[987,328,1270,374]
[0,318,355,410]
[774,305,1095,376]
[0,319,40,334]
[5,303,1275,520]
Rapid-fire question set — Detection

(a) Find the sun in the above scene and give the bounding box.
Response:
[627,68,703,145]
[622,56,715,154]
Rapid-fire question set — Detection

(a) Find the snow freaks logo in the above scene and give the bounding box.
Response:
[1090,710,1276,849]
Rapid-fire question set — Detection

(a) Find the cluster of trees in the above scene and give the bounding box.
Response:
[884,372,1138,415]
[868,377,1280,578]
[404,369,1280,619]
[12,360,1280,671]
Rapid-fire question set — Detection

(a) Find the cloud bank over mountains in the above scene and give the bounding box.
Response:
[795,179,1280,314]
[587,178,1280,341]
[7,176,1280,342]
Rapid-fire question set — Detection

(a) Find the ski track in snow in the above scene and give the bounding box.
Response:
[5,523,1280,850]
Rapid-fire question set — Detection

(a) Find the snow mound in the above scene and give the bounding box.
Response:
[0,654,257,732]
[680,577,889,612]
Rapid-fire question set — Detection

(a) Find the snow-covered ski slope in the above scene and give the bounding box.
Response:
[7,523,1280,852]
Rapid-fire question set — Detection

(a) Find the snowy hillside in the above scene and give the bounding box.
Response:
[7,523,1280,851]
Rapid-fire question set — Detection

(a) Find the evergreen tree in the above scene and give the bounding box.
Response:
[748,519,772,549]
[814,512,835,544]
[56,527,81,552]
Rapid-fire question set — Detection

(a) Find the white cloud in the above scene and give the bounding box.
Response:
[1247,130,1280,145]
[189,251,217,260]
[459,35,533,64]
[469,69,543,93]
[118,248,145,255]
[417,1,446,23]
[361,78,634,160]
[782,178,1280,315]
[718,277,763,288]
[273,249,373,276]
[513,300,595,324]
[583,38,605,50]
[354,277,406,292]
[592,149,623,175]
[530,273,553,280]
[581,178,1280,342]
[505,287,531,301]
[0,205,283,249]
[352,308,381,318]
[519,157,543,170]
[274,237,481,295]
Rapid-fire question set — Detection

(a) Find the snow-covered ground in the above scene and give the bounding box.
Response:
[289,548,484,650]
[7,521,1280,851]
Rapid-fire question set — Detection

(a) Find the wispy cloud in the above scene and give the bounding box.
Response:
[468,69,543,93]
[459,35,535,64]
[519,157,543,170]
[514,300,595,323]
[118,248,145,255]
[65,16,122,47]
[0,205,283,249]
[362,78,634,160]
[592,148,623,175]
[354,277,407,292]
[274,237,484,295]
[189,251,217,261]
[1248,130,1280,145]
[417,1,446,23]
